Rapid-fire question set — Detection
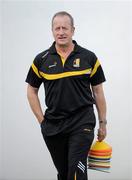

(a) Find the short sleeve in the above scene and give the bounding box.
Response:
[25,55,43,88]
[90,54,106,86]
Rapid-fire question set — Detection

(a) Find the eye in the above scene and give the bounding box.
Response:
[62,27,68,30]
[55,27,60,31]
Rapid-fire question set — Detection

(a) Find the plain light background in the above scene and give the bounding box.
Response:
[0,0,132,180]
[0,0,2,177]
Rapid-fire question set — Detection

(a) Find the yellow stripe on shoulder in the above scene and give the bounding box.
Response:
[39,68,92,80]
[90,59,100,77]
[31,63,42,78]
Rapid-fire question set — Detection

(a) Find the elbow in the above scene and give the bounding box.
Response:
[27,89,31,100]
[27,87,31,101]
[27,84,38,100]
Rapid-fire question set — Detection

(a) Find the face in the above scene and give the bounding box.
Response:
[52,15,75,47]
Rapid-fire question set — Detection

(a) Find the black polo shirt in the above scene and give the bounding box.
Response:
[26,41,106,135]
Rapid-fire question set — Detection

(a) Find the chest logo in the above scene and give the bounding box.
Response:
[73,58,80,67]
[49,61,57,68]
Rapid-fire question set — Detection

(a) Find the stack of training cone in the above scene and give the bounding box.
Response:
[88,141,112,173]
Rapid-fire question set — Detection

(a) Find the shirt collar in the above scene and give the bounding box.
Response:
[49,40,82,54]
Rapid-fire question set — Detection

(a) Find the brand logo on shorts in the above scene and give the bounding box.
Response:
[77,161,85,173]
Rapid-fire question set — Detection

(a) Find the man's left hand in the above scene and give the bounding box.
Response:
[97,125,107,142]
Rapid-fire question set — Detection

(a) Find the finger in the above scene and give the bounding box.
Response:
[97,132,106,141]
[98,135,105,142]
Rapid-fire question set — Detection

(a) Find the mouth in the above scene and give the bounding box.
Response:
[58,37,67,40]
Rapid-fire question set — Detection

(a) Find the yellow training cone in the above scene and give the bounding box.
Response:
[90,141,112,152]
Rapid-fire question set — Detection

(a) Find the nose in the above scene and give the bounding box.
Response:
[58,28,64,35]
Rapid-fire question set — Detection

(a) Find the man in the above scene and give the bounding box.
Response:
[26,11,107,180]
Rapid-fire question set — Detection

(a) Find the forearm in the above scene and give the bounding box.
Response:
[95,92,106,122]
[92,84,107,141]
[27,85,44,124]
[92,85,107,122]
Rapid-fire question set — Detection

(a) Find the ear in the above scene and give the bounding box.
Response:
[72,27,75,35]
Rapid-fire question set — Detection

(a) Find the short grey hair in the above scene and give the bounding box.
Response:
[52,11,74,27]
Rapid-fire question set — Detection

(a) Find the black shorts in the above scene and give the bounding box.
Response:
[41,106,96,136]
[41,107,95,180]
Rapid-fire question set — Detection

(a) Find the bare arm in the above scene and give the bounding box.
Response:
[27,84,44,124]
[92,84,107,141]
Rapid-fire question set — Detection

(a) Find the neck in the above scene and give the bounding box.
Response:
[55,41,74,54]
